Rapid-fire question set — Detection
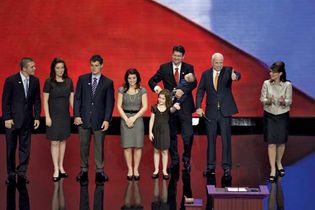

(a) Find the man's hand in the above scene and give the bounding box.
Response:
[101,121,109,131]
[154,86,162,94]
[34,120,40,129]
[196,108,204,117]
[231,69,238,81]
[74,117,83,125]
[175,89,184,99]
[5,119,14,129]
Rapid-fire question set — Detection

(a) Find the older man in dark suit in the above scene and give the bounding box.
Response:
[148,45,197,173]
[2,57,41,184]
[74,55,115,185]
[196,52,241,177]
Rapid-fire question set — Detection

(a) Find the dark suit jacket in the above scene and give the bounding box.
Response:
[148,62,197,113]
[74,73,115,130]
[196,66,240,119]
[2,73,41,129]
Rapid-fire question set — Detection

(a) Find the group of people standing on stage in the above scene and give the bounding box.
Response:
[2,45,292,186]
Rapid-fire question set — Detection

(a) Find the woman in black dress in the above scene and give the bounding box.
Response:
[43,58,74,181]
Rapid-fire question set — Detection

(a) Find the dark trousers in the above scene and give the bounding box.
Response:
[205,111,232,170]
[5,127,31,176]
[169,111,194,165]
[78,126,105,172]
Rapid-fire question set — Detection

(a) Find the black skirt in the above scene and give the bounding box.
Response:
[263,111,289,144]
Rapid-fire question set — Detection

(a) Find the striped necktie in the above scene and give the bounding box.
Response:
[92,78,98,95]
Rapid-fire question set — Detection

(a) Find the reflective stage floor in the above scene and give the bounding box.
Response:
[0,134,314,210]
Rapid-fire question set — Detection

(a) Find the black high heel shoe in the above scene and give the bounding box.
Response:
[134,175,140,181]
[269,175,276,183]
[152,173,159,179]
[127,175,133,181]
[53,176,60,182]
[162,174,169,180]
[277,168,285,177]
[59,171,68,178]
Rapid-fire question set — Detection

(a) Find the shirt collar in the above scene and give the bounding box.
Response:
[20,71,29,81]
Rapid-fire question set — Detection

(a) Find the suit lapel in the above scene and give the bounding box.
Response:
[17,73,27,99]
[217,68,225,90]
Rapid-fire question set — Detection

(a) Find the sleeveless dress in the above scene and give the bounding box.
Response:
[119,87,147,148]
[43,78,74,141]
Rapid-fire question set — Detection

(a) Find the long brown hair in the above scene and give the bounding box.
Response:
[158,89,172,108]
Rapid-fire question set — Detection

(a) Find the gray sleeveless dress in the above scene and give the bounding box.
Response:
[119,87,146,148]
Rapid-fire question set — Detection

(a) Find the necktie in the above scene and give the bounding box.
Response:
[24,78,29,98]
[214,71,219,91]
[92,78,98,95]
[174,67,179,85]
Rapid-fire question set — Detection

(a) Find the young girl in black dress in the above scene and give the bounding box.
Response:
[149,89,180,179]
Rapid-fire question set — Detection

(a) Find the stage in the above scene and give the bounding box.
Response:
[1,134,314,210]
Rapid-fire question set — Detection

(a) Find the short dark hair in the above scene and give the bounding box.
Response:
[123,68,141,92]
[172,45,185,56]
[49,57,69,82]
[90,55,103,65]
[270,61,288,82]
[20,57,34,70]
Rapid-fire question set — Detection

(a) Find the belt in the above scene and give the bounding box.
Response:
[123,110,139,114]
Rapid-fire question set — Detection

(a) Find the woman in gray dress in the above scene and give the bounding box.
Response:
[43,58,74,181]
[117,68,148,180]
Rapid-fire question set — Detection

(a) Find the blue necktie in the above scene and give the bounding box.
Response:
[92,78,98,95]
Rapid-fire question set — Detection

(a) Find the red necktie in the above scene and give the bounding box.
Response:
[174,67,179,84]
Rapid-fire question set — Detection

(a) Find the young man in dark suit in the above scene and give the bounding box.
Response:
[148,45,197,173]
[2,57,41,184]
[196,52,241,178]
[74,55,114,185]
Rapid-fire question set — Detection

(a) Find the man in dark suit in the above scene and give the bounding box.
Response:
[74,55,115,185]
[196,52,241,177]
[2,57,41,184]
[148,45,197,173]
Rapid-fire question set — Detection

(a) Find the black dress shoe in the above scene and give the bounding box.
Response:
[203,168,216,177]
[17,175,29,184]
[95,172,109,185]
[167,163,179,173]
[223,169,231,177]
[5,175,16,185]
[59,171,68,178]
[152,173,159,179]
[133,175,140,181]
[76,171,88,185]
[183,161,191,172]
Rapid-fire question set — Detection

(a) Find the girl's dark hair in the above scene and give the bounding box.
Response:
[50,58,69,82]
[270,61,288,82]
[123,68,141,92]
[158,89,172,108]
